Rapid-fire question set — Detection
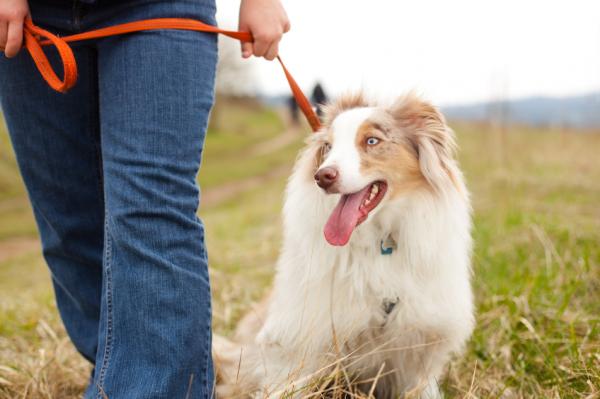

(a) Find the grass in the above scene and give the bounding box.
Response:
[0,103,599,398]
[444,124,600,397]
[200,98,289,189]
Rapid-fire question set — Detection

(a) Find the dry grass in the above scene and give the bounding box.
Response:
[0,323,89,398]
[1,109,599,398]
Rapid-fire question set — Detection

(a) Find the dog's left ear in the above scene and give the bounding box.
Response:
[389,94,458,193]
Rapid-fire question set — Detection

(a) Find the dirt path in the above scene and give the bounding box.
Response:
[0,127,301,261]
[200,126,302,208]
[0,236,40,263]
[246,129,301,157]
[201,163,291,208]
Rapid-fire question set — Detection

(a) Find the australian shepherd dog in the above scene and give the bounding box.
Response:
[214,93,474,398]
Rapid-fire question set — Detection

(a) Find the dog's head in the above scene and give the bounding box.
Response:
[310,93,459,246]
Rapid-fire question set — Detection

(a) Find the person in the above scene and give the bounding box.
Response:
[310,81,329,119]
[287,94,300,127]
[0,0,289,397]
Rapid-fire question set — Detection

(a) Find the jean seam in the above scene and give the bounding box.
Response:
[204,298,215,398]
[86,46,104,211]
[95,214,114,398]
[202,296,210,397]
[203,241,213,397]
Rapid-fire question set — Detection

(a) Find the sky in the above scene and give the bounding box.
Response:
[215,0,600,106]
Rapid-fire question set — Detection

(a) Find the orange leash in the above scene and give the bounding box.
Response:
[22,17,322,132]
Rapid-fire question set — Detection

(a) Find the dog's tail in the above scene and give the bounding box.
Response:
[213,334,259,398]
[213,294,271,398]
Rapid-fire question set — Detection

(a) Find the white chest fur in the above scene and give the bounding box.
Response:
[255,176,473,394]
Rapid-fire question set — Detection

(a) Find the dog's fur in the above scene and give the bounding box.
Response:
[214,93,474,398]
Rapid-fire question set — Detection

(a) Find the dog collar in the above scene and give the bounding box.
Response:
[380,235,396,255]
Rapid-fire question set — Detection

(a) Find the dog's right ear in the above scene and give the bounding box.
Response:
[389,94,458,193]
[307,130,330,171]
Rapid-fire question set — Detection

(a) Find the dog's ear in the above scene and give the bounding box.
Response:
[304,129,330,174]
[389,94,458,193]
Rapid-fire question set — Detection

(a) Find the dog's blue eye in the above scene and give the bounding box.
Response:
[366,137,379,146]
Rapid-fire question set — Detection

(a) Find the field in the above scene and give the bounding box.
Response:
[0,101,598,398]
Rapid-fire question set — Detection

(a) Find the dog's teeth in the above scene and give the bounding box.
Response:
[364,183,382,207]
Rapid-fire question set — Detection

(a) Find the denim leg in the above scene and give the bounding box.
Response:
[0,33,103,362]
[87,3,218,398]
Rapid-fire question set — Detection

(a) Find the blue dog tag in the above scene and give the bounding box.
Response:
[380,239,394,255]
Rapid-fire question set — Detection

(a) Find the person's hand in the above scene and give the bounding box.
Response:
[0,0,29,58]
[238,0,290,61]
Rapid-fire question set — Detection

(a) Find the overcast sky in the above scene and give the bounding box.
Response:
[216,0,600,106]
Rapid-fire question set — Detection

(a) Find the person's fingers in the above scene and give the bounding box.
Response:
[252,37,270,58]
[5,19,24,58]
[0,21,8,51]
[264,40,279,61]
[238,18,252,58]
[241,41,253,59]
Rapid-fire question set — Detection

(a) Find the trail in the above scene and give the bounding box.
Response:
[200,163,290,208]
[0,237,40,263]
[0,128,301,261]
[200,127,301,208]
[246,128,300,157]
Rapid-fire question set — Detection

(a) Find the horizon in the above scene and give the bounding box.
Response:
[216,0,600,106]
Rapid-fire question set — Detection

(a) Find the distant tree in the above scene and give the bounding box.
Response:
[215,37,257,97]
[210,38,259,131]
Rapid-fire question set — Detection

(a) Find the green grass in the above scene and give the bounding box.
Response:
[443,124,600,397]
[0,108,599,398]
[0,127,22,200]
[200,99,290,189]
[0,122,38,241]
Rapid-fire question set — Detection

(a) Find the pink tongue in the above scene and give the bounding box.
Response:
[324,186,371,246]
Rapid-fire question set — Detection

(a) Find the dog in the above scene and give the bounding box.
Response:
[213,93,474,398]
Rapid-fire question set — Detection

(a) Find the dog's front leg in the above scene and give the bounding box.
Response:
[419,379,443,399]
[248,341,325,399]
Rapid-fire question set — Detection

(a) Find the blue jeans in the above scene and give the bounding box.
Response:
[0,0,217,397]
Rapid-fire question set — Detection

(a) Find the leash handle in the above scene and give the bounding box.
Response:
[23,18,78,93]
[22,17,322,132]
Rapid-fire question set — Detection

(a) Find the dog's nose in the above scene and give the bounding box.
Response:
[314,167,338,190]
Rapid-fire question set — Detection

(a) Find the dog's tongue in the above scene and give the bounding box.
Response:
[324,185,371,246]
